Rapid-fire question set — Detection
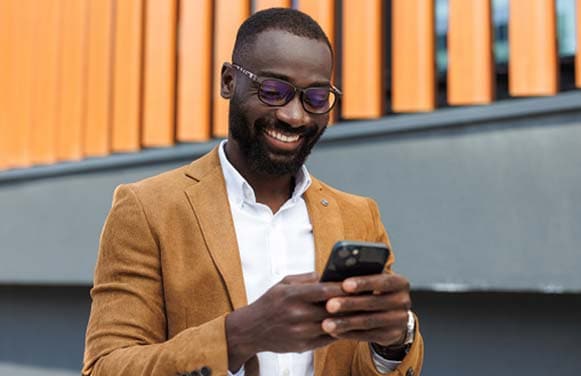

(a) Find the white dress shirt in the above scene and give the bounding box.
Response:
[218,141,400,375]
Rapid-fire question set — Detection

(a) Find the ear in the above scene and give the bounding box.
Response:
[220,63,235,99]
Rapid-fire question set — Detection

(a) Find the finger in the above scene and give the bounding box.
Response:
[326,290,411,314]
[342,273,409,294]
[291,282,346,303]
[284,304,333,323]
[326,327,404,347]
[288,321,330,337]
[321,310,407,335]
[281,272,320,285]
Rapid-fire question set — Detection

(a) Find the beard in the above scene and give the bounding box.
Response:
[228,97,326,176]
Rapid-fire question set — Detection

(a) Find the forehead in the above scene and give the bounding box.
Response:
[244,29,333,86]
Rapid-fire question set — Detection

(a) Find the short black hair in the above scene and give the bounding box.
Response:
[232,7,333,65]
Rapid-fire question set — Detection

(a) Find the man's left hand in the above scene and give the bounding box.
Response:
[321,273,411,347]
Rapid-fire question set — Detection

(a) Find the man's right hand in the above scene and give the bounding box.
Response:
[225,272,345,372]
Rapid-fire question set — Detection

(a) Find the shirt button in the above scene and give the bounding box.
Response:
[281,369,290,376]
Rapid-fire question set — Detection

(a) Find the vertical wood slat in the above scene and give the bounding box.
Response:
[177,0,213,142]
[298,0,337,123]
[297,0,336,55]
[342,0,383,118]
[7,0,35,167]
[29,0,61,165]
[0,0,13,168]
[112,0,144,152]
[392,0,436,112]
[254,0,291,12]
[84,0,114,157]
[57,0,88,161]
[575,0,581,89]
[142,0,177,147]
[509,0,558,96]
[212,0,250,137]
[447,0,494,105]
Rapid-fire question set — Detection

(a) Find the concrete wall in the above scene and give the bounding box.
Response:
[1,93,580,374]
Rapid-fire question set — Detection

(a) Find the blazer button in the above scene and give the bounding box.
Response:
[406,368,415,376]
[200,366,211,376]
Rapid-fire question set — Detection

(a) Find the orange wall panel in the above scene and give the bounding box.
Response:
[142,0,177,147]
[212,0,250,137]
[254,0,291,12]
[84,0,114,157]
[391,0,435,112]
[29,0,61,165]
[0,0,13,169]
[342,0,384,118]
[112,0,144,152]
[56,0,89,161]
[576,0,581,88]
[177,0,212,142]
[6,0,35,168]
[447,0,494,105]
[509,0,558,96]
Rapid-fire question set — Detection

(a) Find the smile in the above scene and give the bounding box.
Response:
[264,128,301,143]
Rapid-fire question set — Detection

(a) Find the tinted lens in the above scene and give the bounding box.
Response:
[259,79,295,106]
[303,87,335,114]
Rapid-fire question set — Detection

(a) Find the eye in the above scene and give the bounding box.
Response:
[260,79,294,104]
[304,88,331,108]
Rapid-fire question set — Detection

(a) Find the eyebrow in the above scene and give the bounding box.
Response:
[257,69,331,88]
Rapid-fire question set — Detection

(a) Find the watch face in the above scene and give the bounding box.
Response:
[404,310,415,345]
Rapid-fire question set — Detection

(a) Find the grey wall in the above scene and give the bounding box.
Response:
[310,116,581,292]
[1,93,581,375]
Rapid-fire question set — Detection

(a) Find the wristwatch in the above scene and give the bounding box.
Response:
[372,310,415,360]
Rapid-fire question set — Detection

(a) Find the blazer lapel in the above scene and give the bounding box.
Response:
[304,178,345,376]
[184,149,248,311]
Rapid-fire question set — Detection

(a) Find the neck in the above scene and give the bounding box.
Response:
[225,139,295,213]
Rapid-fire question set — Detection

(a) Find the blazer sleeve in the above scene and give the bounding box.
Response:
[349,199,424,376]
[82,185,229,376]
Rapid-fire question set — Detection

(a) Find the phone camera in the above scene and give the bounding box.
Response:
[345,257,357,267]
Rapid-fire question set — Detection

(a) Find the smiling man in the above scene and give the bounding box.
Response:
[83,8,423,376]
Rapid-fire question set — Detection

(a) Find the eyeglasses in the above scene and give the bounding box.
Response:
[229,63,341,115]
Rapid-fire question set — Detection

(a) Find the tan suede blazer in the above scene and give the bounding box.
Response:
[83,148,423,376]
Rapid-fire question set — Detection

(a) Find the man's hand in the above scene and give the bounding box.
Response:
[321,273,411,347]
[225,273,345,372]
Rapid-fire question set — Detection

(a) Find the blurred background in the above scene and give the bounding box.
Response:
[1,0,580,375]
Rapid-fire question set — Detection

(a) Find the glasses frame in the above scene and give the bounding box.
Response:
[229,63,342,115]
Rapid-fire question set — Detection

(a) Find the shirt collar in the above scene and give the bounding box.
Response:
[218,140,312,207]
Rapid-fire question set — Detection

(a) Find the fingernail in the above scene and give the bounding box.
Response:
[323,320,336,332]
[344,280,357,291]
[327,299,340,313]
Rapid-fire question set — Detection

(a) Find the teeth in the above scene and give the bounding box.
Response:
[265,128,300,143]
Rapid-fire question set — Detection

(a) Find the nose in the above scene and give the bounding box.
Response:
[275,94,310,128]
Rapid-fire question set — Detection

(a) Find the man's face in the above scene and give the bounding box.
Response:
[228,29,333,176]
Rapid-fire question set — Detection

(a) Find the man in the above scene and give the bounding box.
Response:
[83,8,423,376]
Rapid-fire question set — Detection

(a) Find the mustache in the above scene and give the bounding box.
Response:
[255,117,318,137]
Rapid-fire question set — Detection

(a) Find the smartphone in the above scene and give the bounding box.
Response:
[320,241,391,282]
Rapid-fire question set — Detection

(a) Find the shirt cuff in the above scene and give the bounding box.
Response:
[227,365,245,376]
[370,344,402,374]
